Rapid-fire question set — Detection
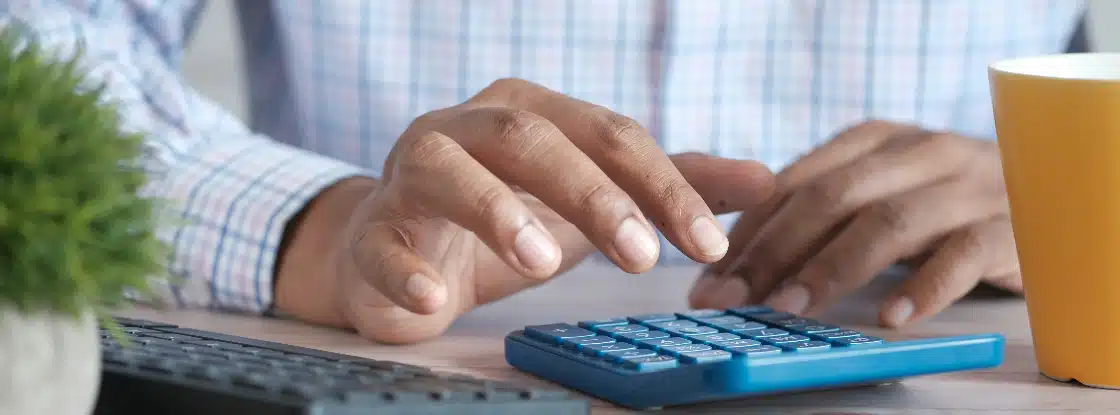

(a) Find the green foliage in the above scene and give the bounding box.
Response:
[0,27,166,320]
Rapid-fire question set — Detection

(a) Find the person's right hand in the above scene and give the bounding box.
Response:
[276,79,776,344]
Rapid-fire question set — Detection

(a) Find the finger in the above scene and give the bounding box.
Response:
[435,106,661,272]
[741,131,977,303]
[349,217,449,316]
[669,152,777,215]
[390,130,563,278]
[879,218,1016,327]
[473,79,730,262]
[763,181,1004,316]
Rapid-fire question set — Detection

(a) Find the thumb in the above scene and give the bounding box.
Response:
[670,152,777,215]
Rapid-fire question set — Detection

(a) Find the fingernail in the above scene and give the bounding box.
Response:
[404,273,441,302]
[514,222,559,271]
[883,296,914,326]
[689,273,749,308]
[689,216,729,257]
[615,216,659,265]
[765,282,810,314]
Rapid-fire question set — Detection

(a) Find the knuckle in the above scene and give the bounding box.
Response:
[472,184,512,223]
[475,77,534,104]
[955,227,989,257]
[588,108,651,153]
[802,180,853,210]
[576,181,626,217]
[395,132,457,177]
[865,201,912,233]
[653,178,696,217]
[480,108,554,150]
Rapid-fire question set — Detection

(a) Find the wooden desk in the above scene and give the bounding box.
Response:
[121,263,1119,413]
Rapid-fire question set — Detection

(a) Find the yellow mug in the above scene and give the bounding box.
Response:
[989,53,1120,388]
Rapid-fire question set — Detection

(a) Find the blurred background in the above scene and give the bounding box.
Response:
[183,0,1120,123]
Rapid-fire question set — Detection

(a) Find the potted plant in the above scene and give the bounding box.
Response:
[0,28,167,414]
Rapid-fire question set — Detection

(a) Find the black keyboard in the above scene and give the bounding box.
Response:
[95,317,589,415]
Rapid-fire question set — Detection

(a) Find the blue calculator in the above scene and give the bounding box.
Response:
[504,305,1004,410]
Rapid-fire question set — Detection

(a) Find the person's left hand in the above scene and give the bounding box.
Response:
[688,120,1023,327]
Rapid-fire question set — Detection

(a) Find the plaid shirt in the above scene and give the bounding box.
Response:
[0,0,1086,313]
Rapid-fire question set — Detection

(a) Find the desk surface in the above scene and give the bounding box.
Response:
[122,263,1119,414]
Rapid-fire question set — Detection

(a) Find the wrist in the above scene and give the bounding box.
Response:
[274,176,379,326]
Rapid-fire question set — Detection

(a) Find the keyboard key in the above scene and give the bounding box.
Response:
[623,355,679,372]
[578,318,629,329]
[730,345,784,357]
[637,337,692,350]
[761,334,811,344]
[713,339,762,350]
[691,333,741,344]
[727,305,772,315]
[789,324,840,334]
[832,336,884,347]
[718,322,769,333]
[560,336,616,349]
[665,326,719,337]
[615,330,669,342]
[647,320,698,331]
[740,328,789,338]
[524,324,595,344]
[819,330,863,339]
[597,324,650,336]
[581,342,637,356]
[779,341,832,352]
[676,309,725,319]
[680,350,733,364]
[604,348,657,362]
[627,314,678,323]
[660,344,713,356]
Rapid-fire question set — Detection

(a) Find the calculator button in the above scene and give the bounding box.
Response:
[615,330,669,342]
[789,324,840,334]
[746,312,799,324]
[623,355,679,372]
[597,324,649,336]
[665,326,719,337]
[637,337,692,350]
[761,334,811,344]
[819,330,862,339]
[714,339,762,350]
[604,348,657,362]
[525,324,596,343]
[773,318,816,327]
[647,320,698,330]
[730,345,784,356]
[691,333,741,344]
[676,309,725,319]
[780,340,832,352]
[627,314,678,324]
[578,318,629,329]
[697,315,745,325]
[719,322,768,333]
[581,342,637,356]
[561,336,616,349]
[832,336,884,347]
[740,328,789,338]
[660,344,713,356]
[680,350,733,364]
[727,305,773,316]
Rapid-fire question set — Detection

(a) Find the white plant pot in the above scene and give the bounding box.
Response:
[0,306,100,415]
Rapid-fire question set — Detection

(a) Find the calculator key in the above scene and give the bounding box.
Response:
[819,330,863,339]
[691,333,741,344]
[623,355,679,372]
[525,324,596,343]
[680,350,733,364]
[604,348,657,362]
[747,312,799,324]
[718,322,768,333]
[561,336,616,349]
[676,309,725,319]
[832,336,884,347]
[615,330,669,342]
[581,342,637,356]
[665,326,719,337]
[637,337,692,350]
[627,314,678,324]
[773,318,816,327]
[647,320,698,330]
[727,305,773,315]
[578,318,629,329]
[730,345,784,356]
[740,328,789,338]
[660,344,713,356]
[761,334,811,344]
[779,340,832,352]
[789,324,840,334]
[714,339,762,350]
[597,324,649,336]
[697,315,745,325]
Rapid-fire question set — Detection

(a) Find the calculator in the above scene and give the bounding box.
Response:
[504,305,1004,410]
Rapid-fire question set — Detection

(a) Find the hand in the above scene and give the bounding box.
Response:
[689,120,1021,327]
[276,79,776,344]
